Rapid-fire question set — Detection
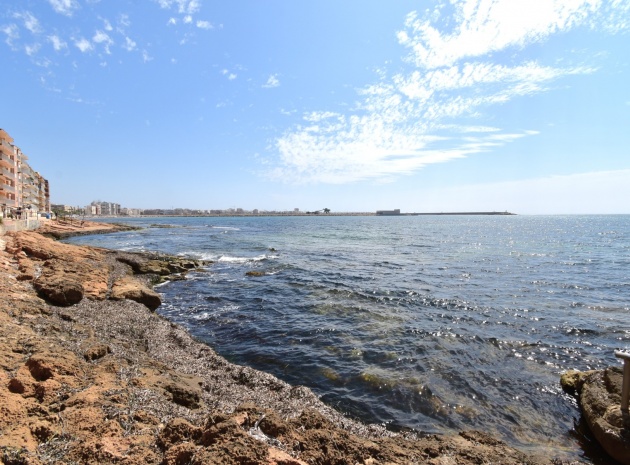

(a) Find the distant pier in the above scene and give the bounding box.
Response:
[376,209,515,216]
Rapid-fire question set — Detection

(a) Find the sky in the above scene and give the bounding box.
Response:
[1,0,629,214]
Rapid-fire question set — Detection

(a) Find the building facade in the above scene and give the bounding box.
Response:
[0,128,49,218]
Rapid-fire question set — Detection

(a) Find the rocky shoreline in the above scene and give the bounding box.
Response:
[0,220,599,464]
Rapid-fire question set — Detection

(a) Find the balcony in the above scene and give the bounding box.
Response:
[0,140,14,155]
[2,182,15,194]
[0,166,14,178]
[0,155,12,169]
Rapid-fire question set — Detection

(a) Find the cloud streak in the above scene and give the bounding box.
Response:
[268,0,624,185]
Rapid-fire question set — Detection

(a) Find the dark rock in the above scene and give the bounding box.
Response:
[33,275,84,306]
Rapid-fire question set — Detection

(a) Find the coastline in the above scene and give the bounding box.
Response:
[0,221,579,464]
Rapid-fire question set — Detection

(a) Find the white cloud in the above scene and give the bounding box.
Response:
[183,16,193,24]
[167,18,178,26]
[93,30,113,54]
[47,0,79,17]
[123,36,137,52]
[267,0,624,185]
[118,14,131,29]
[25,43,40,56]
[48,35,67,51]
[155,0,202,15]
[398,0,601,70]
[14,12,42,34]
[1,24,20,49]
[102,19,113,32]
[142,50,153,63]
[74,37,93,53]
[262,74,280,88]
[196,20,212,29]
[221,69,237,80]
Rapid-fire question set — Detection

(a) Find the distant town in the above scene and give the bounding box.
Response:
[50,203,514,218]
[50,202,372,217]
[1,129,513,222]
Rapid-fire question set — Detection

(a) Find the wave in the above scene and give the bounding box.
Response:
[208,226,241,231]
[218,254,276,263]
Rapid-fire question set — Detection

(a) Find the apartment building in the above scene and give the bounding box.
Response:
[87,201,121,216]
[0,128,50,218]
[0,129,18,211]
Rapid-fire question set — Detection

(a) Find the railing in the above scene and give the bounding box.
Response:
[615,351,630,411]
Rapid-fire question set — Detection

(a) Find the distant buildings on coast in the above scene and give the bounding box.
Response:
[0,128,50,219]
[50,203,515,218]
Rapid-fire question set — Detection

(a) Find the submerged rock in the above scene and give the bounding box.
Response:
[245,271,265,277]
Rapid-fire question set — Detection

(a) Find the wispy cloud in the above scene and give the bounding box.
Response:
[93,30,113,54]
[268,0,625,185]
[262,74,280,88]
[25,43,41,56]
[73,37,93,53]
[47,0,79,17]
[48,35,67,51]
[123,36,137,52]
[196,20,212,30]
[14,11,42,34]
[1,24,20,49]
[155,0,202,15]
[221,69,237,80]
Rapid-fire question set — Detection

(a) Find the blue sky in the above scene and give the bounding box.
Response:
[1,0,629,214]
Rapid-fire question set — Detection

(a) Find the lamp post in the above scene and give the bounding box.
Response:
[615,351,630,411]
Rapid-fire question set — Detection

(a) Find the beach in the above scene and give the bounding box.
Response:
[0,220,593,464]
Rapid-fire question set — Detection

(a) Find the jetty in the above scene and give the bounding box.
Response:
[376,209,515,216]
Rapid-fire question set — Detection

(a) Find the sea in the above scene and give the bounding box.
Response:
[64,215,630,461]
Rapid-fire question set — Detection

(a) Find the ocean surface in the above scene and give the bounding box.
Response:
[65,215,630,461]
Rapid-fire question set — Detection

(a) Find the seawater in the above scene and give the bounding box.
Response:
[65,215,630,460]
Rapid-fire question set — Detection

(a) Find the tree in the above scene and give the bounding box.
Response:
[323,208,330,214]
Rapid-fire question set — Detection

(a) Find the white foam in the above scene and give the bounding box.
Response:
[218,254,269,263]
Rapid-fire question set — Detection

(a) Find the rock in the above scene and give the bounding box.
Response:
[158,418,202,448]
[83,344,111,361]
[162,375,203,409]
[33,274,84,306]
[579,367,630,464]
[246,271,265,277]
[110,276,162,311]
[560,369,596,394]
